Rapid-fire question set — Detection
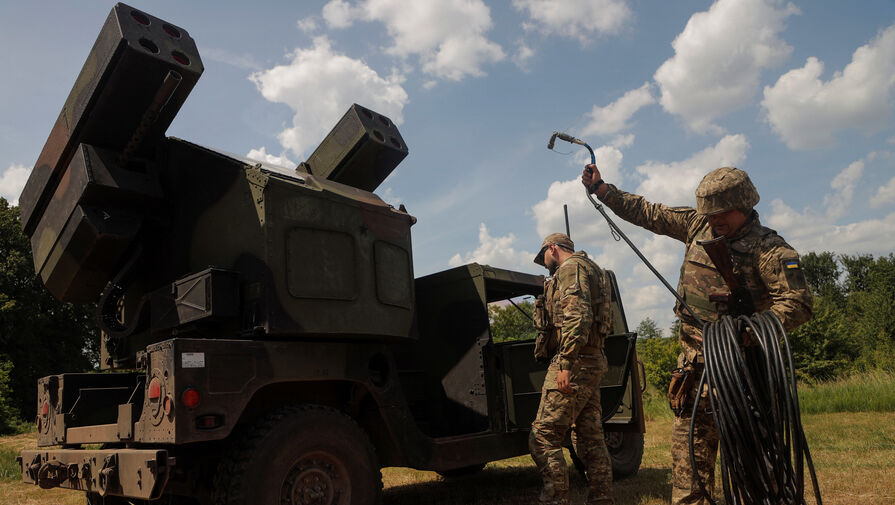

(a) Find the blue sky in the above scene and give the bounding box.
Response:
[2,0,894,333]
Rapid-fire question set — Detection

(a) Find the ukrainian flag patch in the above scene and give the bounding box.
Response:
[785,260,800,270]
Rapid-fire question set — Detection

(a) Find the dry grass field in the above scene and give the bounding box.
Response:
[3,412,894,505]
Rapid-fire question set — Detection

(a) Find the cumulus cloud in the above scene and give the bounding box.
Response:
[512,39,535,71]
[634,134,750,206]
[654,0,797,133]
[766,157,895,255]
[246,147,297,168]
[581,82,655,137]
[871,176,895,209]
[448,223,535,270]
[762,23,895,150]
[513,0,633,43]
[0,164,30,205]
[321,0,505,81]
[250,36,408,158]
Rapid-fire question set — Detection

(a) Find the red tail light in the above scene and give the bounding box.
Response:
[182,388,200,408]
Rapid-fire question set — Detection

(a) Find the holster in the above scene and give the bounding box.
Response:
[668,364,696,416]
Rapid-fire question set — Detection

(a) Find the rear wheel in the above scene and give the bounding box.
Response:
[568,431,644,480]
[605,431,644,479]
[213,405,381,505]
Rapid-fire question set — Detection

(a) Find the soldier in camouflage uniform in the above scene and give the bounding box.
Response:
[530,233,614,505]
[581,166,813,505]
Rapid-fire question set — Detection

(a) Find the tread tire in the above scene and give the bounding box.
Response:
[212,405,381,505]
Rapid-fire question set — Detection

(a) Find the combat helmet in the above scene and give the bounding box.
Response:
[695,167,759,215]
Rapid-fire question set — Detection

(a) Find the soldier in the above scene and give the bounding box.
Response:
[581,165,813,505]
[530,233,614,505]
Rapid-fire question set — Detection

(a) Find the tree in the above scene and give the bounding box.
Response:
[0,199,99,423]
[636,317,662,339]
[801,251,842,300]
[638,336,681,393]
[488,299,536,343]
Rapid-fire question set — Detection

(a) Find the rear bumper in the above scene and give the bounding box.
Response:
[19,448,171,500]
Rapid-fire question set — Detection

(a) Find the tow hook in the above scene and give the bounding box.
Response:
[98,454,119,495]
[26,454,41,482]
[37,460,68,489]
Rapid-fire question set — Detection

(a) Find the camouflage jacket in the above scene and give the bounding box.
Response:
[536,252,613,370]
[598,185,813,353]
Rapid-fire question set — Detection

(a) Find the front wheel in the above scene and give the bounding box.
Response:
[213,405,381,505]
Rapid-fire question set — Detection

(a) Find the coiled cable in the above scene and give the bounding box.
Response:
[692,311,822,505]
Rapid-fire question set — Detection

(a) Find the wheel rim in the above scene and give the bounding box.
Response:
[282,451,350,505]
[605,431,623,453]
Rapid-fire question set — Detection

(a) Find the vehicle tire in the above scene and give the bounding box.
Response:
[605,431,644,479]
[436,463,486,478]
[212,405,381,505]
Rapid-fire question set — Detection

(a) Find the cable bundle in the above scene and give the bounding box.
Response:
[693,311,822,505]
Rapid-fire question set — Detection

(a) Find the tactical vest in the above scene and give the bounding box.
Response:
[675,218,775,325]
[542,253,613,353]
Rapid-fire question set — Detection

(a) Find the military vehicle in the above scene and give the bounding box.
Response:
[17,4,645,504]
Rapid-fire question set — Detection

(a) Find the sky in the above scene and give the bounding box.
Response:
[1,0,894,335]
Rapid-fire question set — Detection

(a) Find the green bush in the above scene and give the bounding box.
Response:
[638,336,681,393]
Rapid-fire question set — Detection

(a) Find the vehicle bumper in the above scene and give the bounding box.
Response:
[19,448,171,500]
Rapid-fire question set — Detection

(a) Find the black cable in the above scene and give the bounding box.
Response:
[690,311,822,505]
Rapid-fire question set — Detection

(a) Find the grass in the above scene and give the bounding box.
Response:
[797,371,895,414]
[2,372,894,504]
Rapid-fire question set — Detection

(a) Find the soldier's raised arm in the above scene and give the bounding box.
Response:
[582,164,695,243]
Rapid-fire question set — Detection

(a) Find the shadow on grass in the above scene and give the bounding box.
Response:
[383,465,671,505]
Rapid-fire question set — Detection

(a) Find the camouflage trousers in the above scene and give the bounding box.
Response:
[530,357,613,505]
[671,351,719,505]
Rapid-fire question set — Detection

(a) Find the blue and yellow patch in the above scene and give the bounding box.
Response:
[784,260,800,270]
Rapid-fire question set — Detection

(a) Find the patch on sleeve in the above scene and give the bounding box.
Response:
[781,258,807,290]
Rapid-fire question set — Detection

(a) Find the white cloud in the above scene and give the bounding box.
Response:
[762,23,895,150]
[322,0,357,28]
[322,0,505,81]
[448,223,534,270]
[297,17,319,33]
[634,134,750,206]
[512,39,535,71]
[871,176,895,209]
[581,82,655,137]
[654,0,797,133]
[246,147,297,168]
[767,157,895,255]
[513,0,633,43]
[823,159,862,220]
[0,164,30,206]
[611,134,635,149]
[250,36,408,158]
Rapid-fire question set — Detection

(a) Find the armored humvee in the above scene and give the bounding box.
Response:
[17,4,645,504]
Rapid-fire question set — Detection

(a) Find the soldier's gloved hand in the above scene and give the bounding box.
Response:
[582,164,605,195]
[556,370,574,394]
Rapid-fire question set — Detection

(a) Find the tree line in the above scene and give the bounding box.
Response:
[0,199,98,433]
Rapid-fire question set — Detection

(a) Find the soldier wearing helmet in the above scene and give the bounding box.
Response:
[530,233,614,505]
[581,165,812,505]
